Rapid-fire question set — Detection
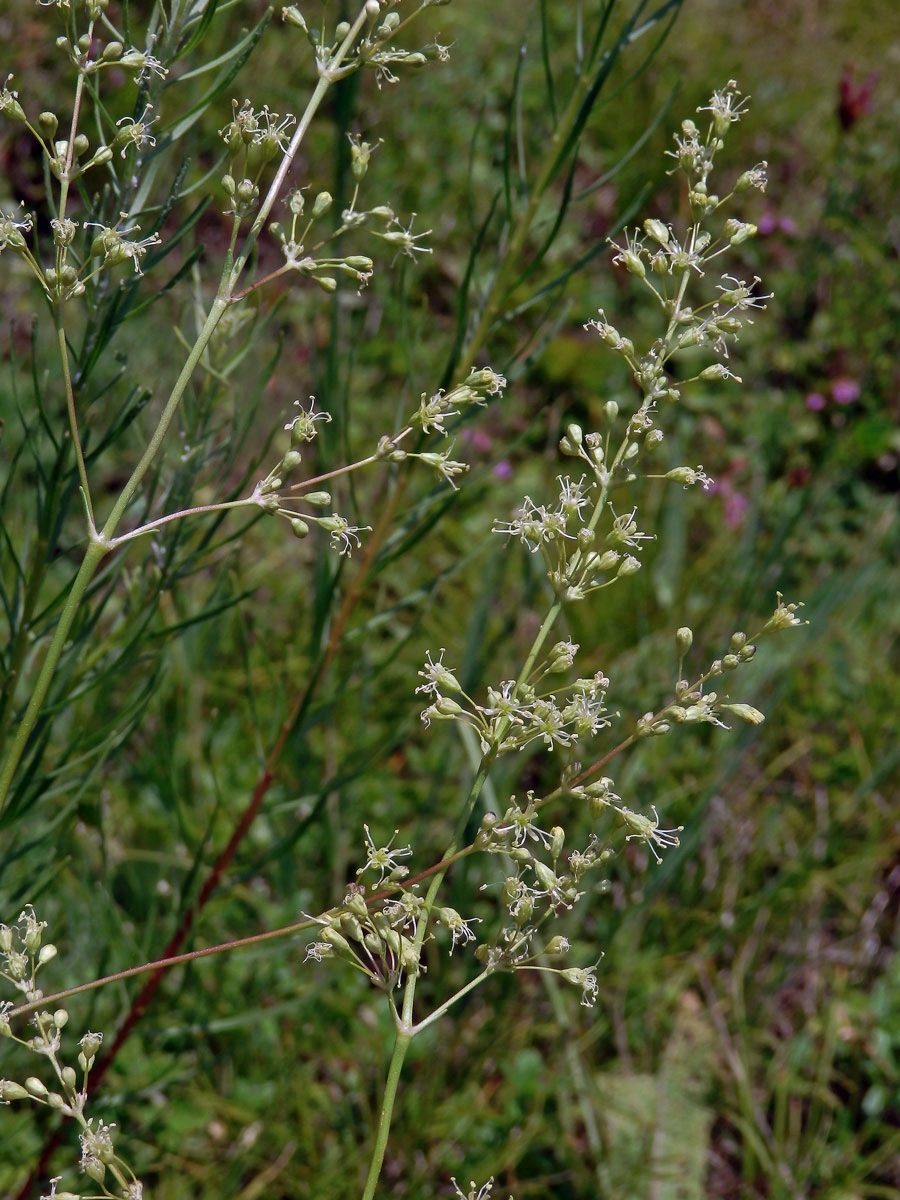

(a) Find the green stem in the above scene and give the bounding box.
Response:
[0,538,107,810]
[55,312,94,526]
[360,1027,413,1200]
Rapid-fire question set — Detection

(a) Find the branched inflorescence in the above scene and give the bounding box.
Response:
[302,83,806,1022]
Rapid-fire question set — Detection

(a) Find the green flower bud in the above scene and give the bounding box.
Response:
[314,276,337,293]
[281,449,303,473]
[321,927,350,953]
[549,826,565,860]
[290,518,309,539]
[617,555,641,577]
[302,491,331,507]
[312,190,332,218]
[719,702,765,725]
[85,1159,106,1184]
[25,1077,48,1098]
[676,626,693,655]
[0,1080,30,1101]
[282,6,308,31]
[643,218,669,246]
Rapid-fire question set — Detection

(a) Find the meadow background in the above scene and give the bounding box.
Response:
[1,0,899,1197]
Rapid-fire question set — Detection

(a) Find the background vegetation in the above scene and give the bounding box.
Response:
[1,0,898,1197]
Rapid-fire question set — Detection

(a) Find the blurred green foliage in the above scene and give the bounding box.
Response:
[1,0,898,1197]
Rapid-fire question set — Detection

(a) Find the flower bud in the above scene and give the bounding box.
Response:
[675,627,693,656]
[620,249,645,278]
[722,653,740,670]
[84,1159,106,1184]
[321,927,351,953]
[25,1077,48,1098]
[314,276,337,293]
[290,518,309,539]
[604,400,619,423]
[302,491,331,507]
[719,702,765,725]
[619,554,643,578]
[0,1080,30,1100]
[282,5,308,29]
[312,190,332,218]
[643,218,669,246]
[549,826,565,860]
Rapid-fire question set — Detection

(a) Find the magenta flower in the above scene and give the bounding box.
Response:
[831,377,860,405]
[805,392,827,412]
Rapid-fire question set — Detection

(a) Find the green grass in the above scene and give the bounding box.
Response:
[1,1,899,1197]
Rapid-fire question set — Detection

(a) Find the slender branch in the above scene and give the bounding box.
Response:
[6,846,475,1021]
[410,969,491,1036]
[54,313,94,527]
[106,497,259,548]
[7,916,318,1022]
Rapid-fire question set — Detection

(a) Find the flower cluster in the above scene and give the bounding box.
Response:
[1,910,143,1200]
[283,3,453,90]
[416,646,611,755]
[303,879,463,993]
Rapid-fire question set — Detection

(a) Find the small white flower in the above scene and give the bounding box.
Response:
[561,963,600,1007]
[356,824,412,886]
[284,397,331,441]
[415,648,461,698]
[619,805,683,864]
[699,80,750,130]
[377,213,432,263]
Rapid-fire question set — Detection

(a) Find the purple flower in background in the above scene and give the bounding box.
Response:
[805,392,827,412]
[758,212,777,235]
[493,459,513,480]
[831,377,860,405]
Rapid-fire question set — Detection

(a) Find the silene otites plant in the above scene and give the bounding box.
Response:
[0,0,807,1195]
